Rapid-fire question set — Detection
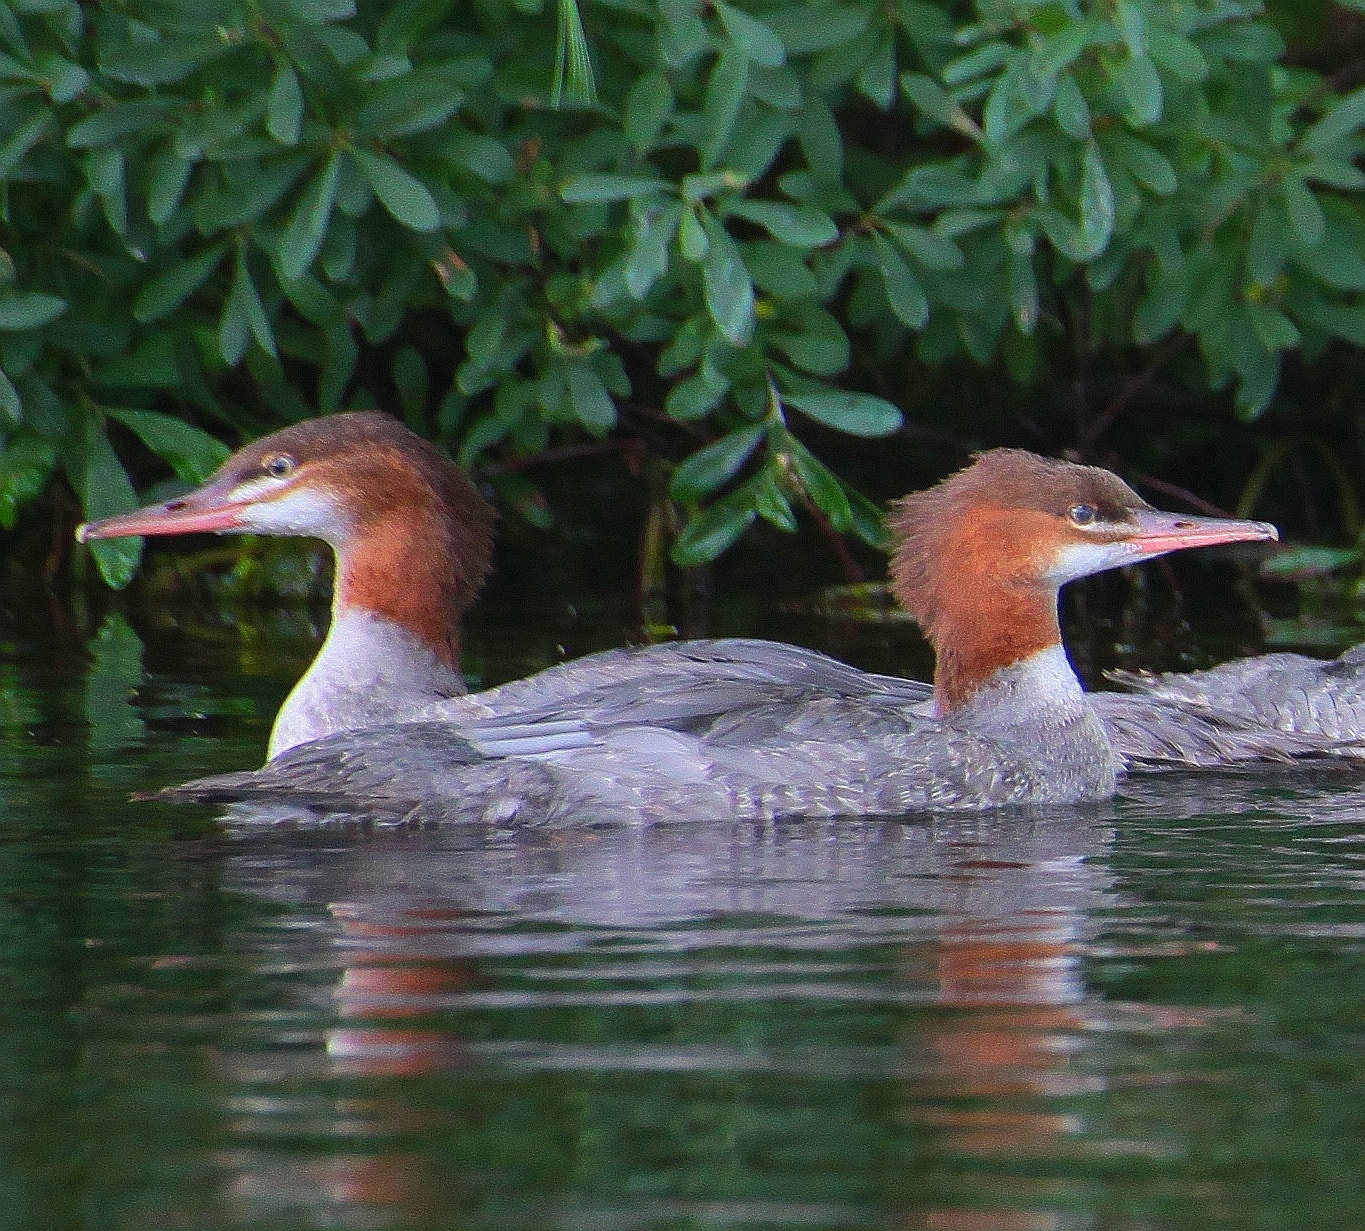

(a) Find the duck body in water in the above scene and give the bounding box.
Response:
[81,415,1291,822]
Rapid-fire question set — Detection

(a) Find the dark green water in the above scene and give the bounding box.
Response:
[4,600,1365,1230]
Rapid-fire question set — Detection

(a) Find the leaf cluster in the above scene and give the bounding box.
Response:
[0,0,1362,583]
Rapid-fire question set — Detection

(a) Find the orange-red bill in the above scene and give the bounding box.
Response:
[76,479,244,542]
[1128,509,1278,559]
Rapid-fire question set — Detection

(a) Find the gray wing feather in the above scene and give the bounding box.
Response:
[1105,645,1365,761]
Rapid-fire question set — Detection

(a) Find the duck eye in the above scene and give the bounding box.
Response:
[1068,503,1098,527]
[264,454,295,478]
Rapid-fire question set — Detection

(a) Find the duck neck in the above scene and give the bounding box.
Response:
[929,590,1118,799]
[269,607,467,759]
[930,580,1063,717]
[335,510,477,672]
[267,509,488,760]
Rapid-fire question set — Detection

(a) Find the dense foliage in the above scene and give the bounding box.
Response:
[2,0,1364,585]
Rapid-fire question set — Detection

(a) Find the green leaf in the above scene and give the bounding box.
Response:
[0,109,52,180]
[1031,15,1103,75]
[671,423,765,500]
[1247,202,1287,287]
[700,213,755,346]
[701,47,748,169]
[67,100,172,148]
[561,174,669,203]
[267,65,304,144]
[0,435,56,530]
[1246,303,1300,351]
[0,290,65,331]
[278,152,341,281]
[715,2,785,67]
[771,308,849,373]
[1292,222,1365,289]
[1300,156,1365,191]
[1103,132,1176,195]
[681,172,739,202]
[1052,73,1090,139]
[943,40,1009,86]
[74,415,141,588]
[1281,176,1325,248]
[872,232,928,329]
[753,467,797,531]
[352,148,440,232]
[219,283,248,366]
[666,364,729,420]
[785,436,852,529]
[881,220,963,270]
[1146,26,1207,82]
[672,491,755,565]
[1078,143,1115,257]
[1260,545,1361,580]
[98,39,209,87]
[624,70,673,151]
[625,202,681,299]
[726,199,836,246]
[290,0,358,22]
[1300,83,1365,154]
[747,242,817,297]
[106,408,230,483]
[679,208,710,261]
[900,72,982,141]
[132,243,227,324]
[1111,54,1162,126]
[38,54,89,102]
[221,249,276,362]
[565,361,616,433]
[0,367,20,425]
[552,0,598,107]
[1133,267,1184,344]
[146,150,194,226]
[766,3,870,54]
[857,39,895,109]
[783,388,902,437]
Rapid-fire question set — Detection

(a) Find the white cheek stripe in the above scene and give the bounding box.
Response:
[1044,537,1137,585]
[231,483,352,543]
[227,474,293,503]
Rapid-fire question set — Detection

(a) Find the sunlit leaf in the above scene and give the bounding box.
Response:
[106,408,230,482]
[353,148,440,231]
[0,290,65,330]
[783,388,903,436]
[277,152,341,281]
[71,414,141,589]
[672,490,756,564]
[700,212,754,345]
[267,65,304,144]
[670,423,764,500]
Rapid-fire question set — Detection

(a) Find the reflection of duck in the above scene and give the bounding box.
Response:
[81,416,1282,819]
[224,813,1128,1228]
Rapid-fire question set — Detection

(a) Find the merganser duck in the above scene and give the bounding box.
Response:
[79,420,1284,821]
[82,412,497,759]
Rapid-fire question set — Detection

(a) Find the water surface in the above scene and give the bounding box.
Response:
[3,601,1365,1230]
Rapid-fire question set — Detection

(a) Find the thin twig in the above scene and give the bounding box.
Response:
[1085,332,1195,453]
[797,490,865,584]
[1133,471,1232,517]
[478,439,634,477]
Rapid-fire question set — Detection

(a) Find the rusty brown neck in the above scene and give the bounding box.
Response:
[890,504,1063,716]
[333,483,492,671]
[927,577,1060,714]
